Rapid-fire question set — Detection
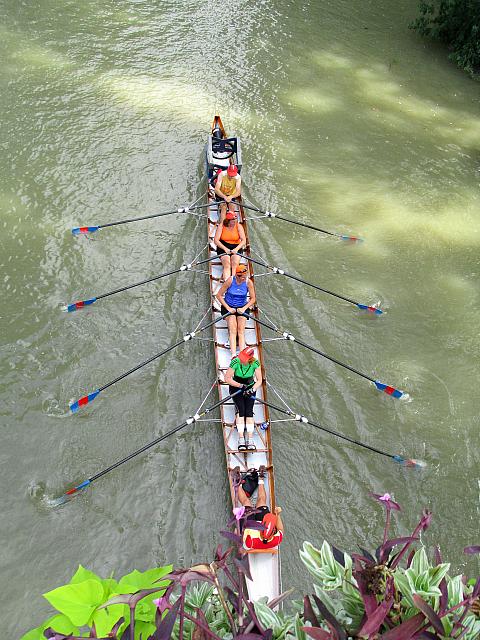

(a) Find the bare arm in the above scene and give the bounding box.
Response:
[252,366,262,392]
[225,366,243,388]
[216,278,234,311]
[231,224,246,252]
[275,507,284,533]
[214,174,227,200]
[237,279,255,313]
[214,224,229,252]
[231,175,241,199]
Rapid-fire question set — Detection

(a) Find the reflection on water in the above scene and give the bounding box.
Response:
[1,0,479,634]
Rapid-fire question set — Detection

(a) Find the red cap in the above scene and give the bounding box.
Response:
[261,513,277,541]
[238,347,255,364]
[225,211,236,220]
[227,164,238,177]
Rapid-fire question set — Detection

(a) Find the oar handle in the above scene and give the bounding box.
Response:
[256,398,394,459]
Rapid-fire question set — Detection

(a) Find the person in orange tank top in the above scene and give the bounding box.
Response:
[214,211,246,281]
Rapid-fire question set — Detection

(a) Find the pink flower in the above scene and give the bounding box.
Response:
[153,596,170,613]
[370,492,401,511]
[233,506,245,520]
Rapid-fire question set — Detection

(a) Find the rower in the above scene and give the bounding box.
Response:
[225,347,262,451]
[232,466,284,549]
[216,264,255,358]
[214,211,246,281]
[214,164,241,223]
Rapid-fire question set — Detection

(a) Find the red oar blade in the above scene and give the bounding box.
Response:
[69,389,100,413]
[374,381,405,399]
[340,235,363,242]
[62,298,97,313]
[356,304,383,315]
[393,455,427,469]
[72,226,100,236]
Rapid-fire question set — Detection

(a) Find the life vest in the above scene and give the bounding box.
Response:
[243,528,283,550]
[218,172,238,196]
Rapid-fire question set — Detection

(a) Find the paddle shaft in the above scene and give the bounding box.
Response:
[88,389,242,483]
[94,255,217,301]
[240,203,338,237]
[245,314,376,384]
[256,398,394,459]
[99,313,230,392]
[243,255,360,307]
[98,203,215,230]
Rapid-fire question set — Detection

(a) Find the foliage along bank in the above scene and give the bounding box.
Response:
[22,495,480,640]
[411,1,480,76]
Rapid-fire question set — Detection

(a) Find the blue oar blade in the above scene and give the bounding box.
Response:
[63,298,97,313]
[69,389,100,413]
[48,479,91,507]
[374,381,404,399]
[340,235,363,242]
[72,226,100,236]
[393,455,427,469]
[357,304,383,315]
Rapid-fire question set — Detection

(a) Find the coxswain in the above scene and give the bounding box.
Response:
[232,466,284,549]
[225,347,262,451]
[214,211,246,281]
[216,264,255,358]
[214,164,241,223]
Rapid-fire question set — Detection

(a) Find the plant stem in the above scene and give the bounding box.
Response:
[211,562,238,635]
[182,610,223,640]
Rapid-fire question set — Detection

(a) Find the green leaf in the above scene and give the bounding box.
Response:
[133,619,156,640]
[254,600,282,630]
[43,579,105,626]
[118,565,172,593]
[300,541,344,590]
[447,574,464,608]
[427,563,451,589]
[70,564,119,600]
[410,548,430,576]
[394,570,414,606]
[294,613,307,640]
[185,582,215,610]
[92,605,127,637]
[20,614,78,640]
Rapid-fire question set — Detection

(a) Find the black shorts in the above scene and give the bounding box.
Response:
[220,305,250,318]
[215,195,238,205]
[229,385,256,417]
[217,241,244,257]
[245,505,270,522]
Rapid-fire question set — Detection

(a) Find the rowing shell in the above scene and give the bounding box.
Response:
[205,115,281,602]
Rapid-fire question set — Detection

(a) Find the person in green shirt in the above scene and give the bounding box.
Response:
[225,347,262,451]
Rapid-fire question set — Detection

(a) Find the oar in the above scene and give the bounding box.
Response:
[240,203,361,242]
[256,398,425,468]
[69,313,231,412]
[53,389,243,506]
[243,255,382,314]
[71,202,217,235]
[63,254,218,312]
[243,314,405,399]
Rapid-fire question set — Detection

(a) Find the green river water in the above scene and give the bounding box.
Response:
[1,0,479,634]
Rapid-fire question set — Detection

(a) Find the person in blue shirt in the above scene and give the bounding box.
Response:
[216,263,256,359]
